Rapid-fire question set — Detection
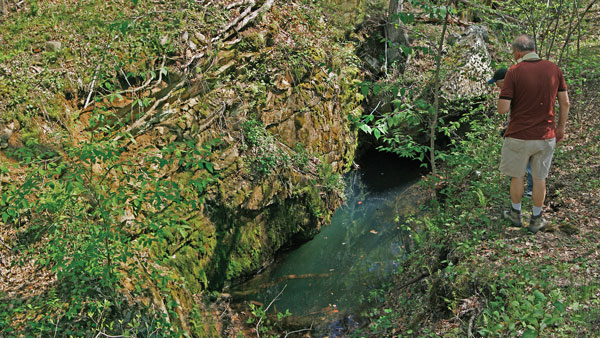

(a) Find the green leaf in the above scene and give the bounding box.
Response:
[374,129,381,140]
[373,84,381,96]
[553,301,566,313]
[533,290,546,302]
[522,329,538,338]
[360,83,370,97]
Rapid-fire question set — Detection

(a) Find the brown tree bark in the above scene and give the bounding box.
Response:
[385,0,410,72]
[544,0,564,59]
[0,0,9,16]
[429,0,453,202]
[558,0,598,66]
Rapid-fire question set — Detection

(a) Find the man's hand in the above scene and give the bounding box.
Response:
[556,127,565,142]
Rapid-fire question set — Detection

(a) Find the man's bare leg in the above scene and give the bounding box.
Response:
[510,176,524,205]
[503,176,524,226]
[531,177,546,209]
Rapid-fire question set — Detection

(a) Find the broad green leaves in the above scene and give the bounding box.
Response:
[0,134,218,336]
[479,287,570,337]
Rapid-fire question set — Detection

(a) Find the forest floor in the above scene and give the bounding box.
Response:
[226,75,600,338]
[366,73,600,337]
[2,1,599,336]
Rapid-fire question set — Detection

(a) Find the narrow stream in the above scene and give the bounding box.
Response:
[230,152,424,335]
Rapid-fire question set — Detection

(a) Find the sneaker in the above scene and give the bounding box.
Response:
[502,207,522,226]
[528,214,547,233]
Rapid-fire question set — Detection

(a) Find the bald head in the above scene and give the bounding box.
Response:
[512,35,536,52]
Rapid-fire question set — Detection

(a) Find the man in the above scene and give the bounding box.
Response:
[498,34,570,233]
[488,67,507,88]
[489,67,533,197]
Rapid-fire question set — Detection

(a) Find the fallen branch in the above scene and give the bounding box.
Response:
[196,108,220,134]
[219,300,230,319]
[397,271,430,290]
[182,52,205,69]
[94,332,124,338]
[84,65,100,110]
[234,0,274,34]
[284,321,314,338]
[467,308,482,338]
[256,284,286,338]
[226,0,254,10]
[117,56,165,96]
[218,1,255,36]
[0,238,12,251]
[113,78,186,141]
[218,0,274,43]
[455,0,520,24]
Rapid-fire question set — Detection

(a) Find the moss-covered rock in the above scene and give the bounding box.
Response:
[0,1,363,336]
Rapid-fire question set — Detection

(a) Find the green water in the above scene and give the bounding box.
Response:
[231,154,423,332]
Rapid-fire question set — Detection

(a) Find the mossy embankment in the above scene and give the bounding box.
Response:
[0,1,365,336]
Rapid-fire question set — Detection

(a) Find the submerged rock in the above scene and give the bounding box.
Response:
[45,40,61,52]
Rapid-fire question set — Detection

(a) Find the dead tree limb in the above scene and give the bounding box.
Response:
[226,0,254,10]
[397,272,430,290]
[467,308,482,338]
[558,0,598,66]
[113,78,186,141]
[217,1,255,38]
[229,0,274,41]
[256,284,287,338]
[284,322,314,338]
[84,65,101,110]
[455,0,520,24]
[544,0,564,59]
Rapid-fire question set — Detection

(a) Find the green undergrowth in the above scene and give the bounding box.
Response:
[0,129,220,336]
[0,0,365,336]
[352,59,600,336]
[0,0,217,135]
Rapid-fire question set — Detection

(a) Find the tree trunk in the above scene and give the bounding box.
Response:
[385,0,410,72]
[429,0,453,202]
[544,0,564,60]
[0,0,9,16]
[558,0,598,66]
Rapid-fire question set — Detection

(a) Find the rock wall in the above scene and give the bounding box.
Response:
[81,1,364,297]
[441,25,494,100]
[0,2,363,335]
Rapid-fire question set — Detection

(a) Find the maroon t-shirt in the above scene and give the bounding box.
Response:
[500,59,567,140]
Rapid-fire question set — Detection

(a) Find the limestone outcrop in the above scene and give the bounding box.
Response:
[0,1,364,335]
[441,25,493,100]
[77,2,363,294]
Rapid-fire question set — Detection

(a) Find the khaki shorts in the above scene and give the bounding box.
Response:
[500,137,556,179]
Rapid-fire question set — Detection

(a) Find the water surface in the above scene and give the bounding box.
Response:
[231,153,424,333]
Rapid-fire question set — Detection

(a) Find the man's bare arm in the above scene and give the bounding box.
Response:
[556,91,570,142]
[498,99,511,114]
